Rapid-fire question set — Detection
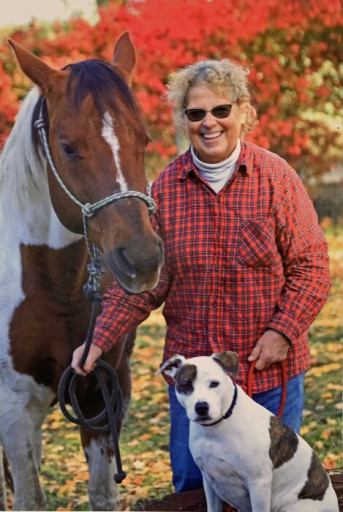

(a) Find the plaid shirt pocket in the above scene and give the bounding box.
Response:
[238,219,281,268]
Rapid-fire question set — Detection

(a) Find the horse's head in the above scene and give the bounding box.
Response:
[9,33,164,294]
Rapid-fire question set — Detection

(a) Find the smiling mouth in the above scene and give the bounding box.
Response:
[202,132,222,140]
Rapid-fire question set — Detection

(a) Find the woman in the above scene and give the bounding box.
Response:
[72,58,331,492]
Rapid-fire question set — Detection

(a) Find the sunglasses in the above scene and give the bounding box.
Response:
[184,104,233,122]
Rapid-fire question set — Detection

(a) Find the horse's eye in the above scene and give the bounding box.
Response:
[209,380,220,388]
[60,143,79,160]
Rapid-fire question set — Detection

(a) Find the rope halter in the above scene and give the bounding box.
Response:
[34,100,156,275]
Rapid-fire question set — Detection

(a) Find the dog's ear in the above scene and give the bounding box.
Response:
[157,354,186,380]
[212,351,239,379]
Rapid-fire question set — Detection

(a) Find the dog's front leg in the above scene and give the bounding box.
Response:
[202,474,223,512]
[248,478,272,512]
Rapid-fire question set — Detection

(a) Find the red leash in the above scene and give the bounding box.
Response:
[247,359,288,418]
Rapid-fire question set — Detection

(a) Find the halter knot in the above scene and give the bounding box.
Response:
[82,203,95,218]
[34,118,45,130]
[146,196,157,215]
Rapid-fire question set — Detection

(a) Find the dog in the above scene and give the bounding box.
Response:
[159,351,339,512]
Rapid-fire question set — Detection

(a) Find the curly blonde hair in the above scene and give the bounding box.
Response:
[167,59,257,137]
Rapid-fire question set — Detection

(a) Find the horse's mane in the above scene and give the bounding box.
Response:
[63,59,138,117]
[0,87,47,213]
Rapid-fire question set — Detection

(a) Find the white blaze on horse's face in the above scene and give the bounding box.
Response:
[101,111,128,193]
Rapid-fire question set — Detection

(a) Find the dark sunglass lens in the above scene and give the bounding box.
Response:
[212,105,232,118]
[186,109,205,122]
[185,104,232,121]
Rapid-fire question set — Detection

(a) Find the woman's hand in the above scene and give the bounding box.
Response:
[71,343,103,376]
[248,329,290,370]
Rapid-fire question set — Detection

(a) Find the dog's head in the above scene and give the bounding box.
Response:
[159,352,239,425]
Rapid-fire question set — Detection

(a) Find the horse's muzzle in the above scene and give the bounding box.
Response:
[105,234,164,294]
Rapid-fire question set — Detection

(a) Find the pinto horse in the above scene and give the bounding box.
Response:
[0,32,163,510]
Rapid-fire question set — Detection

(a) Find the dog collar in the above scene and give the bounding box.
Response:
[201,383,238,427]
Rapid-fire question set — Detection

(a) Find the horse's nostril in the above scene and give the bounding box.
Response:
[105,235,163,292]
[116,248,137,279]
[195,401,209,416]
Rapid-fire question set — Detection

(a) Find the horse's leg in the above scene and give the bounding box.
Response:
[81,429,119,511]
[0,375,54,511]
[0,408,45,510]
[80,331,135,511]
[0,446,7,511]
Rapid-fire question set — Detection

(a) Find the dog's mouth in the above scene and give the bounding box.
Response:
[194,415,212,424]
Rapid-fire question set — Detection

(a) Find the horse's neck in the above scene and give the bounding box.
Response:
[0,87,82,249]
[0,89,89,365]
[21,240,90,298]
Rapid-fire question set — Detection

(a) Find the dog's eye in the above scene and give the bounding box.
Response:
[209,380,220,388]
[177,380,194,395]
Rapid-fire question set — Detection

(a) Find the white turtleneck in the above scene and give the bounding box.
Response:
[191,140,241,193]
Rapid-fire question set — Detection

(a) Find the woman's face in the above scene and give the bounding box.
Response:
[184,85,247,164]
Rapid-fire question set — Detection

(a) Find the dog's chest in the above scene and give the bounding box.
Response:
[191,436,252,509]
[190,434,246,479]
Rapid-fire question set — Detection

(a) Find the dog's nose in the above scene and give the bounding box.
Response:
[195,401,209,416]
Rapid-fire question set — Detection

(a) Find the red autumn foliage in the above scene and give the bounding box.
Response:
[0,0,342,180]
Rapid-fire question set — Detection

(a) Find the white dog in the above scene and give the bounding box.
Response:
[159,351,339,512]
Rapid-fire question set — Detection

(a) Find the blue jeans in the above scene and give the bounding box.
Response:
[168,372,305,492]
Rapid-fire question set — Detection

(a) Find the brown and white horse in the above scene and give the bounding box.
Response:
[0,33,163,510]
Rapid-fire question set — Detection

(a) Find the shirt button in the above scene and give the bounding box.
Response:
[213,302,217,308]
[214,265,219,271]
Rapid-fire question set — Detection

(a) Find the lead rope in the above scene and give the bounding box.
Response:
[57,248,127,483]
[247,360,288,419]
[35,96,157,484]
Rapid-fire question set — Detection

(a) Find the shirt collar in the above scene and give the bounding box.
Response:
[179,140,251,180]
[236,140,251,175]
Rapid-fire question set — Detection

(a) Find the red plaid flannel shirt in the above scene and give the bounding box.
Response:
[92,141,330,393]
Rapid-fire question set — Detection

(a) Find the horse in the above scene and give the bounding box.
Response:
[0,32,163,510]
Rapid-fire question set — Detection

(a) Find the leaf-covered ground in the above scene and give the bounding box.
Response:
[301,228,343,472]
[5,230,342,510]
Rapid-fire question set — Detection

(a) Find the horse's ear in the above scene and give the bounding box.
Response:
[111,31,137,87]
[8,39,63,94]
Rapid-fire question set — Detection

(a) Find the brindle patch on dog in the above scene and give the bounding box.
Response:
[269,416,299,468]
[160,355,185,376]
[175,364,197,395]
[298,450,329,500]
